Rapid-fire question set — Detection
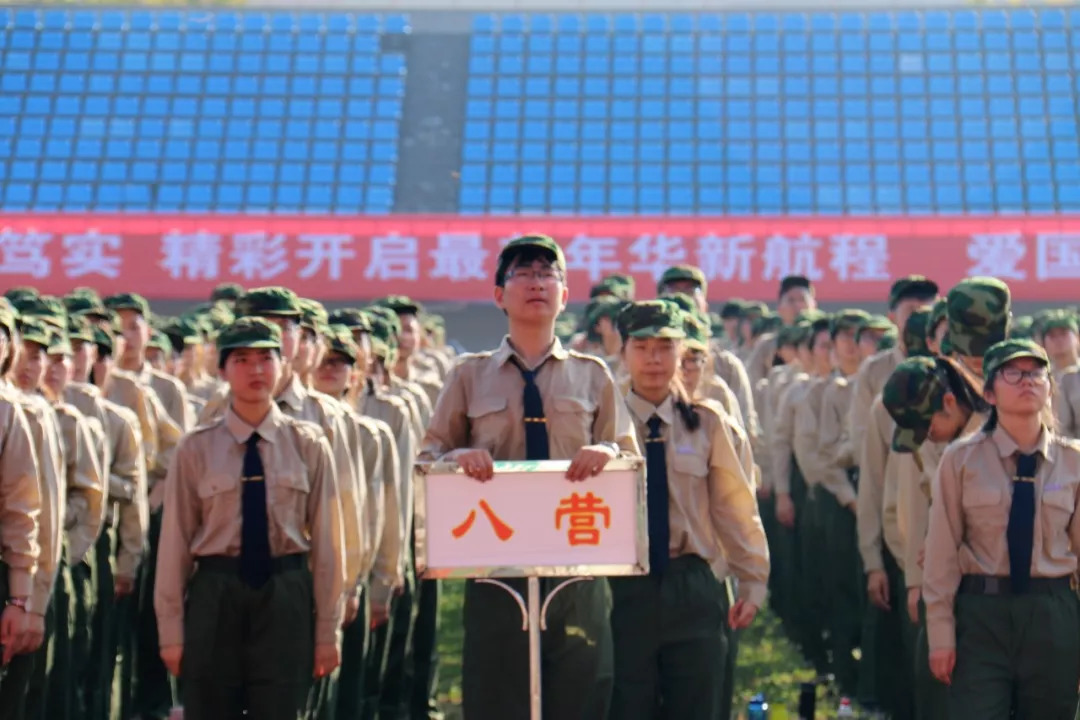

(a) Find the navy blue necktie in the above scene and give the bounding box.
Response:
[514,361,550,461]
[645,415,670,576]
[1007,452,1038,594]
[241,432,272,588]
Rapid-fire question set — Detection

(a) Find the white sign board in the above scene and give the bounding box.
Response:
[414,458,648,579]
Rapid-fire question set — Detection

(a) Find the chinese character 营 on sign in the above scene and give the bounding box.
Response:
[555,492,611,546]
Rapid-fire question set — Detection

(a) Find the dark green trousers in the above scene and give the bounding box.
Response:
[858,548,913,718]
[71,549,97,718]
[798,486,829,675]
[379,563,417,719]
[44,557,75,720]
[914,601,949,720]
[610,556,727,720]
[719,578,737,720]
[462,577,613,720]
[362,593,397,720]
[950,585,1079,720]
[759,494,784,619]
[333,588,370,720]
[182,561,315,720]
[820,485,862,697]
[87,527,116,720]
[408,578,440,720]
[134,509,175,720]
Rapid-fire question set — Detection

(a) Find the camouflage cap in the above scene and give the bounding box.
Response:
[754,313,783,339]
[888,275,940,309]
[104,292,151,319]
[777,322,805,348]
[720,299,745,320]
[328,308,372,333]
[64,292,110,320]
[13,294,66,330]
[496,235,566,286]
[1039,309,1078,335]
[882,357,948,453]
[930,298,949,332]
[589,273,635,301]
[806,315,833,347]
[788,321,814,347]
[147,330,173,355]
[236,286,302,319]
[367,312,399,348]
[657,265,707,296]
[365,305,402,337]
[324,324,359,363]
[67,314,95,344]
[421,312,445,332]
[93,326,114,353]
[1009,315,1036,340]
[216,317,283,353]
[683,312,710,351]
[18,317,52,348]
[742,301,768,321]
[45,326,72,356]
[658,292,704,322]
[298,299,329,334]
[0,298,16,339]
[164,316,203,346]
[617,300,687,340]
[585,296,628,328]
[374,295,423,316]
[877,329,899,351]
[830,309,871,338]
[857,315,895,341]
[4,287,38,304]
[946,277,1011,358]
[210,282,244,302]
[983,339,1049,382]
[903,307,934,358]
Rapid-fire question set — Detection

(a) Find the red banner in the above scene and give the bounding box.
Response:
[1,214,1080,303]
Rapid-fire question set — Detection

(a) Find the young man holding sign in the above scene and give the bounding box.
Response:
[419,235,640,720]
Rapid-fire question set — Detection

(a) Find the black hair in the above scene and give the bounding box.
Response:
[218,346,280,370]
[495,246,557,287]
[167,334,185,355]
[937,357,988,417]
[778,275,812,299]
[671,377,702,432]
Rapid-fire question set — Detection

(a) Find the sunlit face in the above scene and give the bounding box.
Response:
[927,393,971,443]
[397,313,420,359]
[44,352,72,396]
[661,281,707,313]
[223,348,283,405]
[91,349,112,389]
[71,339,96,382]
[859,330,886,359]
[985,357,1051,418]
[723,318,739,341]
[833,327,860,366]
[778,288,815,325]
[175,344,198,376]
[145,347,167,372]
[14,341,46,392]
[259,316,300,364]
[293,328,318,375]
[624,336,680,397]
[679,348,707,393]
[797,343,814,369]
[494,259,568,323]
[811,330,833,371]
[313,350,354,397]
[118,310,149,364]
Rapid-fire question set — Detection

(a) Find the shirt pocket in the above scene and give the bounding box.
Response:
[672,452,709,479]
[197,474,239,530]
[466,396,509,452]
[268,471,311,532]
[1041,487,1076,556]
[549,396,596,447]
[961,485,1007,528]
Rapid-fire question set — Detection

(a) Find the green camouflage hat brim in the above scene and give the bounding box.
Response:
[983,339,1049,381]
[889,276,940,308]
[18,318,52,348]
[104,292,151,319]
[682,314,710,350]
[1040,311,1079,335]
[657,265,708,296]
[216,317,283,353]
[325,324,360,362]
[618,300,687,340]
[882,357,948,453]
[830,309,871,338]
[903,307,934,358]
[946,277,1011,358]
[496,235,567,285]
[236,287,302,318]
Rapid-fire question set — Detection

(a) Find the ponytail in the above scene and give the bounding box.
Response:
[670,376,702,432]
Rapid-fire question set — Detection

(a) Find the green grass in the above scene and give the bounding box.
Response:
[436,581,832,719]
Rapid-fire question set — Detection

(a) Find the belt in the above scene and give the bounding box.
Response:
[958,574,1074,596]
[196,553,308,575]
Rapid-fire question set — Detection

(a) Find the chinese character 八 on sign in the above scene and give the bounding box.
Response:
[451,499,514,542]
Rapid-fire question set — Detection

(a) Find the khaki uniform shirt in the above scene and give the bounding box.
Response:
[202,375,365,590]
[134,363,195,434]
[695,374,746,432]
[1055,366,1080,439]
[101,399,149,579]
[366,418,402,611]
[848,347,903,473]
[105,370,162,478]
[857,395,902,573]
[17,393,64,615]
[388,375,433,435]
[156,404,345,648]
[625,392,770,607]
[400,361,443,409]
[796,375,858,507]
[356,389,411,607]
[923,426,1080,650]
[0,388,41,599]
[899,439,945,589]
[770,372,812,494]
[712,349,760,444]
[185,375,221,403]
[745,332,779,389]
[819,376,857,472]
[113,369,183,510]
[339,405,384,585]
[54,402,105,564]
[419,348,452,380]
[418,336,640,466]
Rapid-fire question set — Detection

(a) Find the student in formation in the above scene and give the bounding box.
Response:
[610,300,767,720]
[155,317,347,719]
[923,339,1080,720]
[419,235,640,720]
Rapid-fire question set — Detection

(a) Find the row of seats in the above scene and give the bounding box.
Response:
[473,9,1079,33]
[4,33,389,53]
[2,9,410,34]
[1,160,396,184]
[2,139,398,163]
[1,53,407,76]
[3,116,400,141]
[4,94,403,119]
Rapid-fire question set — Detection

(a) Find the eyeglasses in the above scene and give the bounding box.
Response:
[505,267,563,283]
[680,355,707,370]
[999,366,1049,385]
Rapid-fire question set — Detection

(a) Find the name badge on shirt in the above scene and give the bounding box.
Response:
[1045,482,1065,492]
[676,445,696,456]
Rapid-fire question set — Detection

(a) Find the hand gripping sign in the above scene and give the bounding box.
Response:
[415,458,648,719]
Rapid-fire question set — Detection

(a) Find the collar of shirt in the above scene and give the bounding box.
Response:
[224,402,282,445]
[625,391,675,427]
[133,362,153,386]
[491,335,569,371]
[990,423,1055,464]
[276,372,306,413]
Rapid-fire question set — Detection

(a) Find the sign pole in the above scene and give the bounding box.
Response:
[527,576,542,720]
